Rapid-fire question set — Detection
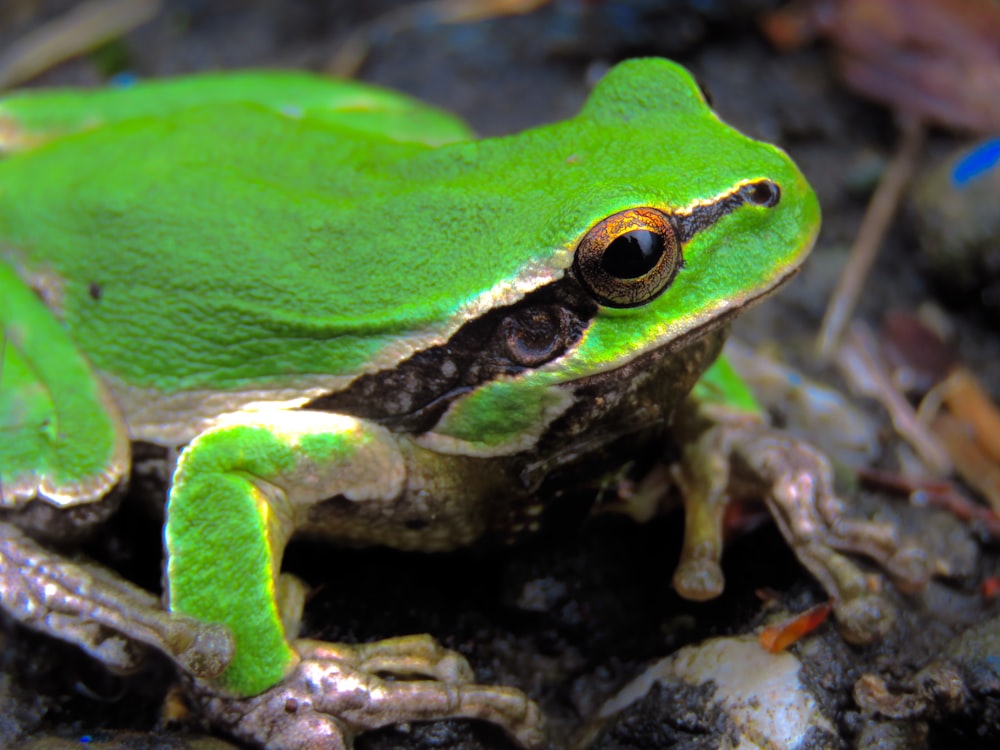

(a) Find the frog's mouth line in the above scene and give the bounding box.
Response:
[526,262,806,472]
[661,261,805,355]
[574,259,805,390]
[305,251,804,438]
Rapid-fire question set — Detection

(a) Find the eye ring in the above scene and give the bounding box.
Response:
[573,207,681,308]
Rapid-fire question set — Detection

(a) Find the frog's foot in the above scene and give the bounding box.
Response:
[0,521,232,677]
[673,420,933,644]
[195,635,546,750]
[739,429,935,641]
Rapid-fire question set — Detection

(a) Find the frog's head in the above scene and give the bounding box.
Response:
[540,57,821,379]
[413,59,816,457]
[363,59,819,459]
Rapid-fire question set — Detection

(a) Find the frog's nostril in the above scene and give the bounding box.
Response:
[747,180,781,208]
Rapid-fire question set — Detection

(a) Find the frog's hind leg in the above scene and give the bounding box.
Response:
[0,521,233,676]
[0,259,128,514]
[736,430,932,644]
[0,260,234,678]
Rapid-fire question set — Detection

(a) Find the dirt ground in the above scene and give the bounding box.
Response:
[1,1,999,749]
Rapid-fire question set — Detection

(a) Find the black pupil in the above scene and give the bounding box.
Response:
[601,230,665,279]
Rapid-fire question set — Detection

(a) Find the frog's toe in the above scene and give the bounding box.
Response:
[832,593,895,645]
[267,714,348,750]
[883,547,933,593]
[672,558,725,601]
[197,677,349,750]
[298,633,476,683]
[197,639,545,750]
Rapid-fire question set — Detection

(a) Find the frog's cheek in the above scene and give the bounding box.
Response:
[414,380,575,458]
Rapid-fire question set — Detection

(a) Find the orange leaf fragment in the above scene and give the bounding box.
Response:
[758,601,832,653]
[981,576,1000,599]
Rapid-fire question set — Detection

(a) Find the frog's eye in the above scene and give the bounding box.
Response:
[574,207,681,308]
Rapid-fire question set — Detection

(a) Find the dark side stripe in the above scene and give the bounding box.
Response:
[306,179,777,432]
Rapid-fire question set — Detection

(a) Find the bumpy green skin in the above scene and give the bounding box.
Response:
[0,61,819,698]
[691,355,762,416]
[0,64,815,406]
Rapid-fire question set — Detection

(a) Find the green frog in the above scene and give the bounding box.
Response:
[0,59,924,748]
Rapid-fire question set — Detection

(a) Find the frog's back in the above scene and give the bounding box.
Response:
[0,74,495,401]
[0,62,812,427]
[0,71,474,152]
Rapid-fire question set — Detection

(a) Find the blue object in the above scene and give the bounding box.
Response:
[109,71,139,88]
[951,138,1000,187]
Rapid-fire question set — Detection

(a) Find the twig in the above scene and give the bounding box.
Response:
[0,0,161,90]
[327,0,550,78]
[816,116,925,360]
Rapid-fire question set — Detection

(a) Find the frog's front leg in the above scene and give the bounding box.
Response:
[166,410,544,749]
[671,359,933,644]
